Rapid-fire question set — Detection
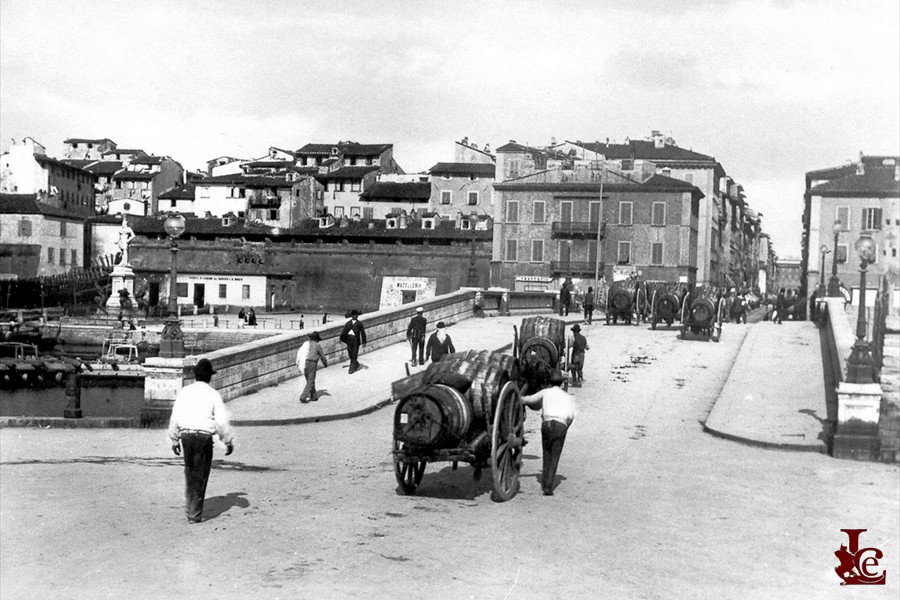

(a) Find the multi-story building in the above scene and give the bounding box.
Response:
[802,154,900,300]
[193,169,323,226]
[428,162,495,222]
[491,164,701,291]
[295,141,402,173]
[317,166,380,218]
[454,137,495,164]
[359,182,432,220]
[100,148,147,165]
[0,193,88,278]
[1,137,95,217]
[107,155,184,216]
[63,138,117,160]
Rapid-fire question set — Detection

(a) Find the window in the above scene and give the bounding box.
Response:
[333,206,344,218]
[70,249,77,266]
[351,207,361,217]
[617,241,631,264]
[560,201,572,223]
[533,201,545,224]
[506,159,521,178]
[588,240,598,264]
[363,207,374,219]
[505,239,518,261]
[652,202,666,226]
[836,205,850,230]
[351,181,360,192]
[862,207,882,230]
[219,284,227,298]
[836,244,848,263]
[467,191,479,206]
[242,285,250,299]
[60,221,67,236]
[531,240,544,262]
[268,209,278,220]
[651,242,664,265]
[621,159,634,170]
[441,190,452,205]
[589,201,601,225]
[59,249,66,266]
[619,201,633,225]
[177,283,188,298]
[47,247,55,263]
[507,201,519,223]
[19,218,32,237]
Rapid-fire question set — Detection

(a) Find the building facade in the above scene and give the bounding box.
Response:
[0,194,88,278]
[63,138,117,160]
[428,162,495,223]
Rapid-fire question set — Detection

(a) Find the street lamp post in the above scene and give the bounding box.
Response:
[160,213,186,359]
[846,235,877,384]
[818,244,830,294]
[827,219,843,297]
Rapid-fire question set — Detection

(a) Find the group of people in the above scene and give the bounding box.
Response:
[236,307,257,327]
[406,306,455,366]
[770,288,805,323]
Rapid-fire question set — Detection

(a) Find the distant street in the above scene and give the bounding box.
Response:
[2,320,898,600]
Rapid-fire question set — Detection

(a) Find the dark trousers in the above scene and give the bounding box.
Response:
[541,420,569,492]
[346,338,360,372]
[408,336,424,363]
[299,360,319,401]
[181,432,214,522]
[584,305,594,324]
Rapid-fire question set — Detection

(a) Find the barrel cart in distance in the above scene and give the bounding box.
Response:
[679,288,726,342]
[391,350,525,502]
[648,282,688,330]
[514,315,569,393]
[605,280,642,325]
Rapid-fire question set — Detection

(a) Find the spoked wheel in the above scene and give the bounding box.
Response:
[394,439,426,495]
[635,287,645,325]
[512,325,519,360]
[650,290,658,330]
[490,381,525,502]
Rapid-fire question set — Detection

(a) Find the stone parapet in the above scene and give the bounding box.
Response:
[834,382,884,461]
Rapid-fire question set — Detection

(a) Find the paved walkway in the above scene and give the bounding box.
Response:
[704,320,830,452]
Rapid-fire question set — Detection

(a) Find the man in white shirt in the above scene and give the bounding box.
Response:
[519,372,575,496]
[167,358,234,523]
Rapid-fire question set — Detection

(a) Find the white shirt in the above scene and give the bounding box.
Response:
[167,381,234,445]
[520,386,576,427]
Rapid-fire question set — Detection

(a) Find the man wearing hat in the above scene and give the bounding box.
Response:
[406,307,427,366]
[425,321,455,364]
[569,323,589,387]
[166,358,234,523]
[339,309,367,374]
[520,373,576,496]
[297,331,328,403]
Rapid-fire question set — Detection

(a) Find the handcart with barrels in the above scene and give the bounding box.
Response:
[391,350,525,501]
[606,279,642,325]
[680,286,726,342]
[513,315,569,393]
[648,282,689,330]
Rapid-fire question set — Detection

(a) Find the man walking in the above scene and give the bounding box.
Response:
[583,287,595,324]
[297,331,328,403]
[340,309,367,374]
[167,358,234,524]
[569,323,589,386]
[519,372,575,496]
[425,321,455,363]
[406,307,427,366]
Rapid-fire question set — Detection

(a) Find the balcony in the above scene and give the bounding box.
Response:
[551,221,605,239]
[550,261,600,276]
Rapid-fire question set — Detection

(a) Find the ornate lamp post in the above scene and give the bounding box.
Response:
[818,244,830,294]
[826,219,843,297]
[846,235,877,384]
[160,213,186,359]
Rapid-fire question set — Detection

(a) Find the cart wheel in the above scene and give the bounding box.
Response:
[680,297,689,339]
[491,381,524,502]
[512,325,519,360]
[649,290,658,329]
[394,439,425,495]
[635,287,645,325]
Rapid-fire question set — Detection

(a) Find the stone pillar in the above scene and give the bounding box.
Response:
[833,382,883,460]
[62,372,82,419]
[105,263,135,311]
[141,356,189,427]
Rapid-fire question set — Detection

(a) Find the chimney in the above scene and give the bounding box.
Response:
[653,130,665,149]
[483,144,491,154]
[857,151,865,175]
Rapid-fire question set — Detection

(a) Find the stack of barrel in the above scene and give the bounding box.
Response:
[392,350,517,451]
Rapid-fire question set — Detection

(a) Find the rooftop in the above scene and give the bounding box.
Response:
[64,138,115,144]
[296,142,391,156]
[85,161,124,176]
[359,182,431,202]
[0,194,88,220]
[429,162,496,178]
[809,164,900,196]
[574,139,717,163]
[316,166,380,181]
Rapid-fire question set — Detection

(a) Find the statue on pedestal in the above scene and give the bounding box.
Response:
[115,215,136,266]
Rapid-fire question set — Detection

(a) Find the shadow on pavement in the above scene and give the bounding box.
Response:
[1,456,285,472]
[203,491,250,519]
[399,464,494,500]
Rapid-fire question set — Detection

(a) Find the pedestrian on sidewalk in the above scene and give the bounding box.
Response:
[340,309,367,374]
[426,321,455,363]
[774,288,786,324]
[167,358,234,524]
[583,287,595,324]
[406,307,427,366]
[569,324,589,386]
[297,331,328,403]
[237,308,246,328]
[559,282,571,317]
[247,308,257,327]
[519,372,575,496]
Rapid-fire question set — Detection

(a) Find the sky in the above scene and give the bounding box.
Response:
[1,0,898,259]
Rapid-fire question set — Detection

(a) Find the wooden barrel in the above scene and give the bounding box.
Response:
[657,292,681,320]
[394,384,473,449]
[690,297,716,326]
[611,288,633,310]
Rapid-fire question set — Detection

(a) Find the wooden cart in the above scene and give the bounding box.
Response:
[679,287,726,342]
[514,315,570,393]
[606,280,641,325]
[648,282,689,330]
[391,350,525,502]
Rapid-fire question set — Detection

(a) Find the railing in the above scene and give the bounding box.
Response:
[549,261,598,276]
[551,221,601,237]
[871,274,891,382]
